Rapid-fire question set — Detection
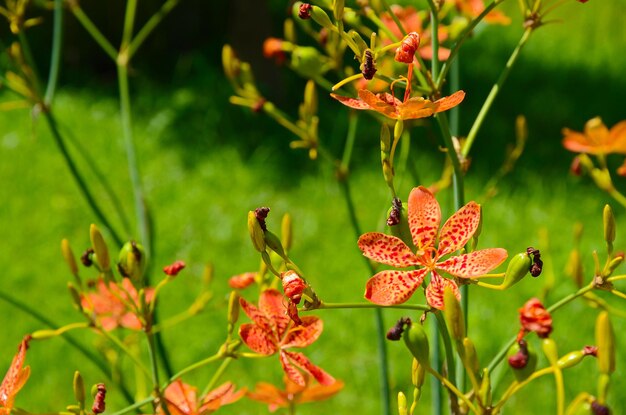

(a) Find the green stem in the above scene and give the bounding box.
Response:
[426,367,478,414]
[44,0,63,105]
[43,111,123,245]
[436,0,508,88]
[434,311,458,408]
[109,396,155,415]
[340,111,358,172]
[380,0,407,37]
[69,5,118,61]
[122,0,138,50]
[202,356,233,396]
[338,179,391,415]
[167,353,222,384]
[426,0,440,85]
[462,27,533,159]
[99,327,152,379]
[126,0,181,60]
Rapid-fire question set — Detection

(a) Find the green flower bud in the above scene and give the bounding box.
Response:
[444,287,465,341]
[595,311,615,375]
[222,44,240,82]
[380,123,391,153]
[291,46,329,79]
[67,282,83,312]
[349,30,368,58]
[397,391,407,415]
[248,211,266,252]
[30,329,58,340]
[227,291,241,334]
[66,404,81,414]
[603,204,615,248]
[265,230,288,260]
[541,338,559,366]
[557,351,585,370]
[603,254,623,277]
[284,18,296,44]
[463,337,480,379]
[73,371,86,407]
[90,224,110,272]
[61,239,79,277]
[310,6,334,30]
[394,119,404,141]
[333,0,344,21]
[281,213,293,252]
[501,252,532,289]
[403,321,430,368]
[117,241,146,282]
[478,368,492,408]
[303,80,317,121]
[411,357,426,388]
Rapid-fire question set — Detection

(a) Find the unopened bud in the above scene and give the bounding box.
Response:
[68,282,84,312]
[227,291,240,327]
[542,338,559,366]
[90,224,110,272]
[387,317,409,341]
[462,337,480,379]
[478,368,492,407]
[443,287,465,341]
[310,6,334,29]
[403,320,430,368]
[203,263,214,287]
[62,239,79,277]
[501,252,532,289]
[303,80,317,119]
[73,371,86,407]
[333,0,344,21]
[411,357,426,389]
[595,311,615,375]
[604,254,623,277]
[117,241,146,282]
[394,119,404,141]
[350,31,368,59]
[265,230,287,260]
[30,329,59,340]
[557,351,586,370]
[163,260,186,277]
[398,391,407,415]
[291,46,326,78]
[281,213,293,252]
[91,383,106,414]
[603,204,616,248]
[248,211,267,252]
[222,44,240,81]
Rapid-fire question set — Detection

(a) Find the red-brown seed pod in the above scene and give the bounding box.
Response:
[395,32,420,64]
[92,383,106,414]
[361,50,377,80]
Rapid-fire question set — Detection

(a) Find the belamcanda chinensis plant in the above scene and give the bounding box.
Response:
[2,0,626,414]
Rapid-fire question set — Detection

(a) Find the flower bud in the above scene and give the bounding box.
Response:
[163,260,186,277]
[91,383,106,414]
[222,44,240,81]
[394,119,404,141]
[557,351,586,370]
[387,317,409,341]
[228,272,256,290]
[310,6,334,30]
[73,371,86,407]
[603,204,615,249]
[478,368,492,407]
[333,0,344,21]
[227,291,241,328]
[303,79,317,121]
[281,213,293,252]
[117,241,146,282]
[30,329,59,340]
[349,31,368,60]
[501,252,532,289]
[595,311,615,375]
[397,391,408,415]
[507,340,537,381]
[403,320,430,368]
[604,253,624,277]
[90,224,110,272]
[291,46,327,78]
[411,357,426,388]
[541,338,559,366]
[248,211,266,252]
[443,287,465,341]
[265,230,287,260]
[462,337,480,379]
[61,239,79,277]
[203,263,214,287]
[68,282,83,312]
[395,32,420,64]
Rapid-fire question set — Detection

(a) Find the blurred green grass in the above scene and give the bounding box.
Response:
[1,0,626,414]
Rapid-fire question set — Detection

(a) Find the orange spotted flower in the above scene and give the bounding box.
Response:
[331,89,465,121]
[239,289,334,386]
[81,278,154,331]
[156,380,245,415]
[0,336,30,415]
[562,117,626,155]
[358,186,507,309]
[247,375,344,412]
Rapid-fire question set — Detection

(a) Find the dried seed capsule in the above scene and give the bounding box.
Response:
[395,32,420,64]
[361,50,377,80]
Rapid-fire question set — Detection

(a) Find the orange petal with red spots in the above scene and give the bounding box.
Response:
[358,89,399,119]
[161,380,197,415]
[330,93,372,110]
[228,272,256,289]
[200,382,246,412]
[437,201,481,257]
[280,351,306,386]
[408,186,441,250]
[358,232,420,267]
[281,316,323,349]
[398,97,436,119]
[437,248,508,278]
[425,272,460,310]
[259,289,290,338]
[239,323,278,355]
[0,337,30,410]
[239,297,273,333]
[282,350,335,386]
[364,269,428,305]
[433,90,465,113]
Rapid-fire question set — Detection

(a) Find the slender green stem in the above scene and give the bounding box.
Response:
[316,302,430,311]
[426,0,440,85]
[462,27,533,158]
[494,366,554,411]
[122,0,138,50]
[380,0,407,37]
[99,327,152,379]
[338,179,391,415]
[426,367,478,414]
[434,312,458,408]
[16,32,43,98]
[436,0,508,88]
[69,5,118,61]
[109,396,155,415]
[202,356,233,396]
[44,0,63,105]
[340,111,358,171]
[167,353,222,384]
[126,0,182,60]
[43,111,123,245]
[554,365,565,415]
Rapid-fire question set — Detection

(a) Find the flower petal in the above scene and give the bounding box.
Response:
[330,93,372,110]
[609,120,626,153]
[162,380,197,415]
[437,248,508,278]
[358,89,399,119]
[584,117,610,148]
[357,232,420,267]
[299,379,344,404]
[281,316,323,349]
[246,382,288,411]
[408,186,441,250]
[425,272,460,310]
[364,269,428,305]
[239,296,273,333]
[437,201,481,257]
[200,382,246,412]
[398,97,436,119]
[279,351,306,386]
[282,350,335,386]
[239,323,278,355]
[433,90,465,113]
[0,337,30,409]
[259,289,290,339]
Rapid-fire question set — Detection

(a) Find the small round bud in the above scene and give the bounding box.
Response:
[163,260,186,277]
[81,248,94,267]
[117,241,146,282]
[298,3,312,19]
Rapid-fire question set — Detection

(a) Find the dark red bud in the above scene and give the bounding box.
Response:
[254,207,270,231]
[298,3,312,19]
[361,50,377,80]
[583,345,598,356]
[591,400,610,415]
[163,260,186,276]
[387,317,410,341]
[92,383,106,414]
[387,197,403,226]
[81,248,94,267]
[508,340,530,369]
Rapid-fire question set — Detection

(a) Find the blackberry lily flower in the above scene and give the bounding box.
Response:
[358,186,507,309]
[0,336,30,414]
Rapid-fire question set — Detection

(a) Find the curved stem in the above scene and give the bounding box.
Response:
[462,27,533,159]
[426,367,478,414]
[98,327,152,379]
[202,357,234,396]
[109,396,155,415]
[44,0,63,105]
[167,353,222,384]
[126,0,182,61]
[69,5,118,61]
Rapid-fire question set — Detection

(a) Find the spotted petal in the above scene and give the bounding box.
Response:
[425,272,460,310]
[330,93,372,110]
[358,89,399,119]
[162,380,197,415]
[437,201,481,257]
[398,97,436,119]
[259,289,290,338]
[437,248,508,278]
[364,269,428,305]
[200,382,245,412]
[358,232,420,267]
[282,350,335,386]
[433,90,465,113]
[0,337,30,409]
[239,297,273,334]
[408,186,441,250]
[281,316,323,349]
[239,323,278,355]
